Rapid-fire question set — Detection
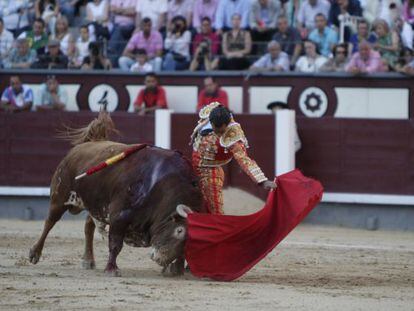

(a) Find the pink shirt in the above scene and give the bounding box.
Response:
[111,0,137,26]
[126,30,163,58]
[345,50,384,73]
[167,0,193,22]
[403,2,414,24]
[193,0,219,28]
[192,32,220,55]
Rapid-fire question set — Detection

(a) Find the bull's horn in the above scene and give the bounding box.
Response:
[176,204,193,218]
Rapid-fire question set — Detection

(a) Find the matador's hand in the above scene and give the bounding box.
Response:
[262,180,277,190]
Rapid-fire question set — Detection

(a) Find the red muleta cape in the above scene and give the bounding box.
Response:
[185,169,323,281]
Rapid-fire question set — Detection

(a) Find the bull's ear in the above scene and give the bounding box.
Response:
[176,204,193,218]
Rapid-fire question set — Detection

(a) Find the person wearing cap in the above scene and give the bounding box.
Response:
[3,38,37,69]
[36,76,67,111]
[191,102,277,215]
[31,39,69,69]
[267,101,301,152]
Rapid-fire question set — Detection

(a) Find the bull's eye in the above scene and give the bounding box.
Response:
[174,226,186,239]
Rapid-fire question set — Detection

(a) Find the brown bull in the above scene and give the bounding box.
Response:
[29,111,204,276]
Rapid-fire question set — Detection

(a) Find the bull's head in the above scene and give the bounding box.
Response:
[150,204,193,267]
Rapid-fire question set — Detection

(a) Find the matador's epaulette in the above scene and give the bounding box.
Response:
[199,102,221,120]
[220,123,249,148]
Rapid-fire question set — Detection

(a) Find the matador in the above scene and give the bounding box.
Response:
[191,103,277,215]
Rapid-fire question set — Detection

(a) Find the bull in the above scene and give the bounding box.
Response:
[29,111,204,276]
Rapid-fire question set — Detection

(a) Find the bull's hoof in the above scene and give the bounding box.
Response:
[82,259,96,270]
[105,268,121,277]
[162,261,184,277]
[29,248,41,264]
[104,264,121,277]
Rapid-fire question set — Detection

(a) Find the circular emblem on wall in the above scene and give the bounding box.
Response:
[88,84,119,112]
[299,87,328,118]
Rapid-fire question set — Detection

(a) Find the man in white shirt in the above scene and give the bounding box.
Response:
[249,40,290,72]
[0,0,31,36]
[296,0,331,37]
[135,0,168,31]
[0,17,14,68]
[214,0,251,33]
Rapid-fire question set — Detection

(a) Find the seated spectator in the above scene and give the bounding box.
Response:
[81,41,112,70]
[74,25,93,67]
[190,38,220,71]
[249,0,281,54]
[35,0,59,36]
[58,0,81,26]
[296,0,331,38]
[135,0,167,32]
[393,17,414,50]
[372,18,400,69]
[31,39,69,69]
[329,0,362,41]
[86,0,110,40]
[0,18,14,68]
[320,43,348,72]
[308,13,339,57]
[52,16,76,58]
[119,18,163,71]
[167,0,193,29]
[3,38,37,69]
[378,0,402,26]
[272,15,302,66]
[249,40,290,72]
[395,47,414,73]
[349,19,377,54]
[0,76,33,113]
[403,0,414,26]
[18,18,49,55]
[295,40,327,72]
[130,49,154,72]
[362,0,380,24]
[36,75,67,111]
[219,14,252,70]
[283,0,305,28]
[345,40,384,74]
[0,1,31,37]
[133,72,168,115]
[197,76,228,111]
[192,17,220,56]
[214,0,251,34]
[193,0,219,32]
[108,0,136,57]
[163,15,191,71]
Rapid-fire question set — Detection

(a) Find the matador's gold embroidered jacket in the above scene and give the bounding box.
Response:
[191,104,268,184]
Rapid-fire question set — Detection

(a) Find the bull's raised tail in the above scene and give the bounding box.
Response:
[59,110,118,145]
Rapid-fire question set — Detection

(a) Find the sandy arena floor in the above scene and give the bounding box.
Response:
[0,189,413,311]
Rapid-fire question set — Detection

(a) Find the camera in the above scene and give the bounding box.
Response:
[89,42,100,57]
[198,41,210,57]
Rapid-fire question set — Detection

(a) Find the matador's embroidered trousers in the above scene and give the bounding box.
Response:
[193,156,225,215]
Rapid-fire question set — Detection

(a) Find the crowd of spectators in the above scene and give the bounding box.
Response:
[0,0,414,74]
